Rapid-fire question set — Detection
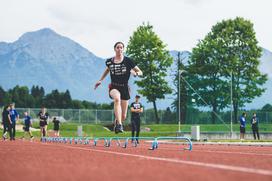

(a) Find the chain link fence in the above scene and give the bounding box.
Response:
[1,108,272,125]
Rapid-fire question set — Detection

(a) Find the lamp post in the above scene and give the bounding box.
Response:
[230,71,233,138]
[178,70,181,133]
[178,70,185,133]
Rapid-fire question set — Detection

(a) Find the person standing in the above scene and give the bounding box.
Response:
[52,117,60,137]
[2,105,12,140]
[22,112,34,140]
[130,95,143,144]
[9,103,19,140]
[38,107,49,138]
[251,113,260,140]
[239,112,246,140]
[94,42,143,133]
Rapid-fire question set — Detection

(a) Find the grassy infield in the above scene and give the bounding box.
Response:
[3,122,271,142]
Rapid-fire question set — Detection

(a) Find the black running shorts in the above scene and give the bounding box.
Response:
[108,83,130,100]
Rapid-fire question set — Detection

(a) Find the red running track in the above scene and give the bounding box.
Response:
[0,139,272,181]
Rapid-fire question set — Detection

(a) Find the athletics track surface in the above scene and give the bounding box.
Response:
[0,139,272,181]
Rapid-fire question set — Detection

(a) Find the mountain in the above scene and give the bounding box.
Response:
[0,28,271,110]
[0,28,107,103]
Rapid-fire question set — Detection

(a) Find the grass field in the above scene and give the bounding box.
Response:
[1,122,271,139]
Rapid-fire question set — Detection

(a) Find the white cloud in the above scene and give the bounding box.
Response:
[0,0,271,57]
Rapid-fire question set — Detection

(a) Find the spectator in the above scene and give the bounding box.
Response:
[239,112,246,140]
[22,112,34,140]
[9,103,19,140]
[130,95,143,144]
[52,117,60,137]
[251,113,260,140]
[2,105,12,140]
[38,107,49,139]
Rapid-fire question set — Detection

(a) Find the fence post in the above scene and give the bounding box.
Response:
[79,109,81,123]
[266,112,268,124]
[95,109,98,124]
[144,111,147,124]
[160,111,163,124]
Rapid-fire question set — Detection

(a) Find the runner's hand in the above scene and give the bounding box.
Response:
[94,80,102,90]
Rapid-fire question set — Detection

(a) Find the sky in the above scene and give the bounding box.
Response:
[0,0,271,58]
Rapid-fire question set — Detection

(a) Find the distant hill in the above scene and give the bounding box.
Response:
[0,28,107,103]
[0,28,271,109]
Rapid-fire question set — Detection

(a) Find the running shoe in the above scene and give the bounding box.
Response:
[113,119,117,132]
[115,124,124,134]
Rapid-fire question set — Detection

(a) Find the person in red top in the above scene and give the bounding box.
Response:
[95,42,143,133]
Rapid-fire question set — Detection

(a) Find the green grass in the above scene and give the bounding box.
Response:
[1,122,272,139]
[145,124,272,133]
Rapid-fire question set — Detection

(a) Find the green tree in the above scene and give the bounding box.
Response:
[0,86,7,107]
[189,17,267,123]
[62,90,72,108]
[189,36,230,124]
[126,23,173,123]
[8,85,35,107]
[31,85,45,107]
[44,89,60,108]
[216,17,267,122]
[262,104,272,112]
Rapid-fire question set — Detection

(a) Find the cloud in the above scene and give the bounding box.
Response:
[0,0,271,57]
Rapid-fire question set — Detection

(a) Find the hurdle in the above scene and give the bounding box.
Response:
[123,137,156,148]
[104,137,153,148]
[93,137,109,147]
[42,136,193,151]
[151,137,193,151]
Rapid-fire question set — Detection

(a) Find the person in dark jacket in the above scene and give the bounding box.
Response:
[52,117,60,137]
[251,113,260,140]
[130,95,143,144]
[2,105,12,140]
[239,112,246,140]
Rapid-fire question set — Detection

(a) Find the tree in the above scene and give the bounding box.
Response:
[126,23,173,123]
[8,85,35,107]
[31,85,45,107]
[0,86,11,107]
[62,90,72,108]
[0,86,6,107]
[216,17,267,122]
[189,17,267,123]
[44,89,60,108]
[189,36,230,124]
[262,104,272,112]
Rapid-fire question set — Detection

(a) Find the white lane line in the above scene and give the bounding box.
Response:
[192,149,272,157]
[41,143,272,177]
[128,142,272,157]
[155,146,272,157]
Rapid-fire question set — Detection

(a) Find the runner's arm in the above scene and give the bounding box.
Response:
[132,66,143,76]
[95,68,110,89]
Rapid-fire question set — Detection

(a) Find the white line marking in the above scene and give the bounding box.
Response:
[192,149,272,157]
[41,143,272,177]
[155,146,272,157]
